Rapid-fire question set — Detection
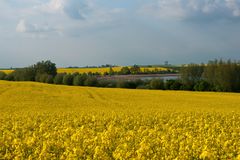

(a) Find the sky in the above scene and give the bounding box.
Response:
[1,0,240,68]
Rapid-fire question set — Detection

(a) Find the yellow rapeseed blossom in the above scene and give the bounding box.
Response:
[0,69,14,74]
[58,67,168,74]
[0,67,168,75]
[0,80,240,159]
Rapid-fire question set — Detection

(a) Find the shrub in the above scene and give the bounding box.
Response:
[170,81,182,90]
[73,75,87,86]
[84,77,98,86]
[119,67,131,75]
[194,81,210,91]
[5,73,15,81]
[149,79,165,89]
[54,73,65,85]
[12,67,36,81]
[33,60,57,76]
[46,75,54,84]
[63,74,74,85]
[116,80,137,89]
[0,72,7,80]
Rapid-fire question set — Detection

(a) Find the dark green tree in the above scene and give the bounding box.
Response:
[109,67,115,76]
[84,77,98,86]
[53,73,65,84]
[130,65,141,74]
[45,75,54,84]
[73,74,87,86]
[180,63,204,90]
[63,74,74,85]
[149,79,165,89]
[202,59,240,92]
[12,67,36,81]
[120,67,131,75]
[33,60,57,77]
[0,72,7,80]
[194,80,210,91]
[5,73,15,81]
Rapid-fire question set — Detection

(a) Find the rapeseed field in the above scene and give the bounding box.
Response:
[0,80,240,159]
[0,67,168,75]
[0,70,14,74]
[58,67,168,74]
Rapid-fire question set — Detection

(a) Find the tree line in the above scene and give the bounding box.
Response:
[110,65,173,75]
[0,59,239,92]
[101,65,177,76]
[180,59,240,92]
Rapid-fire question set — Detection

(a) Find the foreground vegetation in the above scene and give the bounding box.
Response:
[1,81,240,159]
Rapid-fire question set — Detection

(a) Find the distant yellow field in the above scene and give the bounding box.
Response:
[0,67,168,75]
[58,67,122,74]
[0,69,14,74]
[58,67,168,74]
[0,80,240,159]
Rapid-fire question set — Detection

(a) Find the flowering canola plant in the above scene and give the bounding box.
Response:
[0,70,14,74]
[0,80,240,159]
[58,67,168,74]
[1,67,168,75]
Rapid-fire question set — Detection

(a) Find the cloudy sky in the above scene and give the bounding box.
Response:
[1,0,240,67]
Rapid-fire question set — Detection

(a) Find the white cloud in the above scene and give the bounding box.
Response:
[10,0,126,38]
[139,0,240,20]
[18,0,124,32]
[48,0,64,11]
[139,0,187,20]
[15,19,62,39]
[16,19,56,33]
[225,0,240,16]
[16,19,28,33]
[36,0,90,20]
[33,0,64,13]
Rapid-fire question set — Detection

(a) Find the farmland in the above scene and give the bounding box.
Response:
[1,80,240,159]
[58,67,122,74]
[0,66,169,75]
[0,70,14,74]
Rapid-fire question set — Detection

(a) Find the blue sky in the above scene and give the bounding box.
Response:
[1,0,240,67]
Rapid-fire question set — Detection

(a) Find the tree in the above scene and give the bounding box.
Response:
[194,80,210,91]
[202,59,240,92]
[84,77,98,86]
[39,74,48,83]
[165,80,182,90]
[0,72,7,80]
[120,67,131,75]
[46,75,54,84]
[149,79,165,89]
[180,63,204,90]
[33,60,57,77]
[130,65,141,74]
[5,73,15,81]
[63,74,74,85]
[6,60,57,82]
[109,67,115,76]
[97,80,115,88]
[170,80,182,90]
[73,75,81,86]
[12,67,36,81]
[116,80,137,89]
[54,73,65,84]
[73,74,87,86]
